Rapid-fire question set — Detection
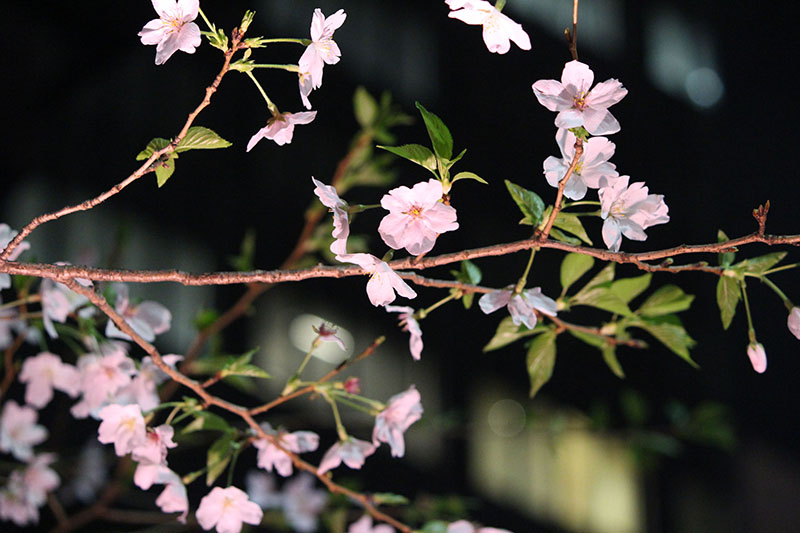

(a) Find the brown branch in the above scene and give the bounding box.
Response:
[538,137,583,241]
[565,0,579,61]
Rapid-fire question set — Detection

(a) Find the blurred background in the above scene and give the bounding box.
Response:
[2,1,800,531]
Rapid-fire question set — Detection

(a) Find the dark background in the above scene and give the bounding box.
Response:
[2,1,799,531]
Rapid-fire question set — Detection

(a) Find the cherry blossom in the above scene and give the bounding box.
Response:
[70,344,137,418]
[532,60,628,135]
[40,275,90,339]
[336,253,417,306]
[378,179,459,256]
[132,425,177,478]
[153,468,189,523]
[598,176,669,252]
[543,128,619,200]
[349,514,395,533]
[312,177,350,255]
[22,453,60,507]
[0,299,26,350]
[0,223,30,289]
[253,423,319,477]
[298,9,347,90]
[282,473,328,533]
[196,486,263,533]
[788,307,800,340]
[446,0,531,54]
[479,286,558,329]
[298,71,314,109]
[114,354,183,412]
[344,376,361,394]
[18,352,81,408]
[372,386,423,457]
[386,305,423,360]
[105,283,171,343]
[245,471,282,510]
[312,322,347,351]
[247,111,317,150]
[0,401,47,461]
[0,470,38,525]
[138,0,202,65]
[317,437,377,474]
[747,342,767,374]
[448,520,512,533]
[97,404,147,457]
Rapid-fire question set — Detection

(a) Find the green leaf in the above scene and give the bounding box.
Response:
[220,349,270,380]
[610,274,652,304]
[155,156,177,188]
[182,411,231,434]
[568,329,607,349]
[354,86,378,127]
[377,144,437,172]
[572,285,633,317]
[371,492,410,505]
[548,228,582,246]
[451,171,488,185]
[444,148,467,169]
[176,126,232,152]
[560,253,595,293]
[193,308,220,331]
[460,260,482,284]
[573,262,616,297]
[504,180,545,226]
[136,137,170,160]
[483,316,544,352]
[415,102,453,159]
[420,521,449,533]
[602,343,625,378]
[228,229,257,272]
[738,252,787,275]
[552,211,593,245]
[527,330,557,397]
[717,229,735,267]
[716,276,740,330]
[637,285,694,317]
[206,433,235,486]
[633,316,698,367]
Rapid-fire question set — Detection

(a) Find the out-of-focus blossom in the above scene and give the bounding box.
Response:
[18,352,81,408]
[97,404,147,457]
[132,425,177,489]
[448,519,513,533]
[372,386,423,457]
[154,468,189,523]
[0,470,38,526]
[71,344,137,419]
[40,275,90,339]
[317,437,376,474]
[312,177,350,255]
[336,253,417,307]
[446,0,531,54]
[312,323,347,351]
[245,471,282,510]
[378,179,458,256]
[788,307,800,340]
[0,298,27,350]
[0,223,30,289]
[196,486,263,533]
[747,342,767,374]
[343,377,361,394]
[22,453,60,507]
[138,0,202,65]
[114,354,183,412]
[0,401,47,461]
[247,111,317,150]
[105,283,171,343]
[283,473,328,533]
[349,514,395,533]
[386,306,423,360]
[254,423,319,477]
[532,60,627,135]
[298,9,347,90]
[479,287,557,329]
[543,128,618,200]
[599,176,669,252]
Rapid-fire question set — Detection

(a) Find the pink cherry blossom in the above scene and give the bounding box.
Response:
[40,275,90,338]
[747,342,767,373]
[97,404,147,456]
[312,323,347,351]
[336,253,417,307]
[0,223,30,289]
[298,71,314,109]
[317,437,377,474]
[446,0,531,54]
[71,344,137,418]
[543,128,619,200]
[386,306,423,360]
[114,354,183,412]
[312,177,350,255]
[254,423,320,477]
[349,514,395,533]
[105,283,171,343]
[0,401,47,461]
[298,9,347,91]
[479,286,557,329]
[599,176,669,252]
[22,453,60,507]
[372,386,423,457]
[196,486,264,533]
[153,467,189,523]
[448,520,512,533]
[788,307,800,340]
[247,111,317,150]
[138,0,202,65]
[378,179,458,256]
[18,352,81,408]
[282,473,328,533]
[533,60,628,135]
[245,471,282,510]
[344,377,361,394]
[0,470,38,525]
[132,425,177,467]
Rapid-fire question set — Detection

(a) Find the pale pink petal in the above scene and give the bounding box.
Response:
[788,308,800,340]
[747,343,767,373]
[532,80,572,111]
[478,290,512,314]
[561,60,594,95]
[587,79,628,108]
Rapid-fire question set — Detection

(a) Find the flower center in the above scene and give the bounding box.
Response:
[403,205,424,219]
[573,91,588,110]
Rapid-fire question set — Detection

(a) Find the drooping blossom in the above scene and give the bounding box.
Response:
[18,352,81,408]
[0,298,27,350]
[0,470,38,525]
[282,473,328,533]
[446,0,531,54]
[543,128,619,200]
[788,307,800,340]
[336,253,417,307]
[479,286,557,329]
[317,437,377,474]
[598,176,669,252]
[0,401,47,461]
[105,283,171,343]
[196,486,264,533]
[447,519,513,533]
[532,60,628,135]
[253,423,319,477]
[0,223,30,289]
[247,111,317,150]
[70,344,137,418]
[298,9,347,91]
[114,354,183,412]
[298,71,314,110]
[312,323,347,351]
[372,386,423,457]
[97,404,147,457]
[386,306,423,360]
[312,177,350,255]
[138,0,202,65]
[153,468,189,523]
[40,275,90,339]
[132,425,178,489]
[22,453,60,507]
[746,342,767,374]
[378,179,458,256]
[349,514,395,533]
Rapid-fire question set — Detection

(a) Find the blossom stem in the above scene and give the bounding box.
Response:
[282,340,320,395]
[759,276,794,311]
[740,281,756,343]
[249,63,300,73]
[245,71,278,115]
[323,392,349,441]
[514,248,537,294]
[419,293,457,319]
[562,200,600,209]
[197,8,216,33]
[349,204,382,213]
[329,390,384,415]
[0,294,41,310]
[260,38,312,46]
